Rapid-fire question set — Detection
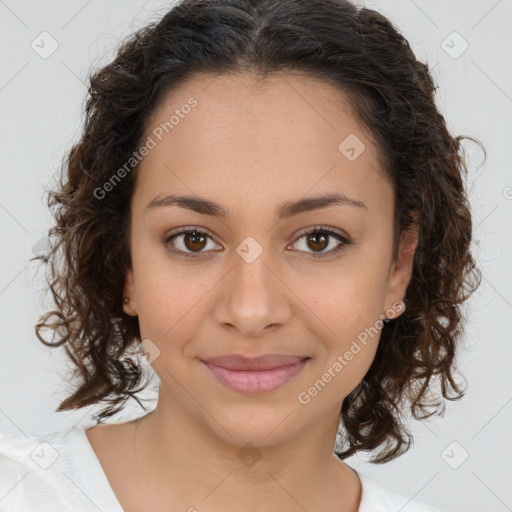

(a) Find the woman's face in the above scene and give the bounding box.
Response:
[123,72,417,447]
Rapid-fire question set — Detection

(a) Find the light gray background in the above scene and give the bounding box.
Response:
[0,1,511,511]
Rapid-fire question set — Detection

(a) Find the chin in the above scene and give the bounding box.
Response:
[201,400,306,449]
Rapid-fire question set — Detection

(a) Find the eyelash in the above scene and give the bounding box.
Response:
[163,225,353,261]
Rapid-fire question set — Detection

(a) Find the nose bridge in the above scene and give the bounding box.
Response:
[213,240,292,336]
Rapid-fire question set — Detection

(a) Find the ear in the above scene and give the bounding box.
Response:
[122,266,138,316]
[383,211,419,317]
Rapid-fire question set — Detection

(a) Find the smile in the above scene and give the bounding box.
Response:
[201,357,310,394]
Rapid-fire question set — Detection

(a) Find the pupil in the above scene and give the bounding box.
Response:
[185,232,206,251]
[182,231,330,253]
[308,233,328,252]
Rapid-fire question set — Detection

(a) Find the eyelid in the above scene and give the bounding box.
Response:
[288,225,353,259]
[163,226,221,259]
[162,225,353,259]
[292,224,350,242]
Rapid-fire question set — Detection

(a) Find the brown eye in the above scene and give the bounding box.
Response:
[182,231,208,252]
[306,232,330,252]
[291,227,353,260]
[163,227,221,258]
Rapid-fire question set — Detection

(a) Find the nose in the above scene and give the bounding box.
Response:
[213,249,293,338]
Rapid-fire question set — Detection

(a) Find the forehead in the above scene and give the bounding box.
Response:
[132,72,392,219]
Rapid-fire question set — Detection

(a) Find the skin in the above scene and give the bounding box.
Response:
[86,71,418,512]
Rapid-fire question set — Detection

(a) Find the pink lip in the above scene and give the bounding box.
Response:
[201,354,310,394]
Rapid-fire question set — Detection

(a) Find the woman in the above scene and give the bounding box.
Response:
[0,0,481,510]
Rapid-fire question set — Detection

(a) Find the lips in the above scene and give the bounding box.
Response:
[201,354,309,371]
[200,354,311,394]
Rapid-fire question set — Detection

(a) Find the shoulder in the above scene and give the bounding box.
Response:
[356,471,444,512]
[0,426,123,511]
[0,427,74,510]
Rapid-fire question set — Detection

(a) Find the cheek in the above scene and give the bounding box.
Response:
[136,274,209,338]
[305,285,383,400]
[297,264,387,333]
[296,265,387,385]
[131,243,210,351]
[135,277,207,382]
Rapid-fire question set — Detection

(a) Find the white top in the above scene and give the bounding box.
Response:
[0,426,443,511]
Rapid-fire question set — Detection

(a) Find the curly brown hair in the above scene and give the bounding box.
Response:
[32,0,482,463]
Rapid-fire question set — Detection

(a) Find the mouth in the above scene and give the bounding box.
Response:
[200,354,311,394]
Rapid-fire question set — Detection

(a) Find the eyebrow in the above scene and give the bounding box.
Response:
[145,192,367,219]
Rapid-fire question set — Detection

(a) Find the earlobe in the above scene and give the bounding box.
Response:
[122,266,138,316]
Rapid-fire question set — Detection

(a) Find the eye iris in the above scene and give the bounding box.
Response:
[307,232,329,252]
[184,231,207,252]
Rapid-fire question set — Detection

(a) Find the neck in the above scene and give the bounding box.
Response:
[129,389,361,511]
